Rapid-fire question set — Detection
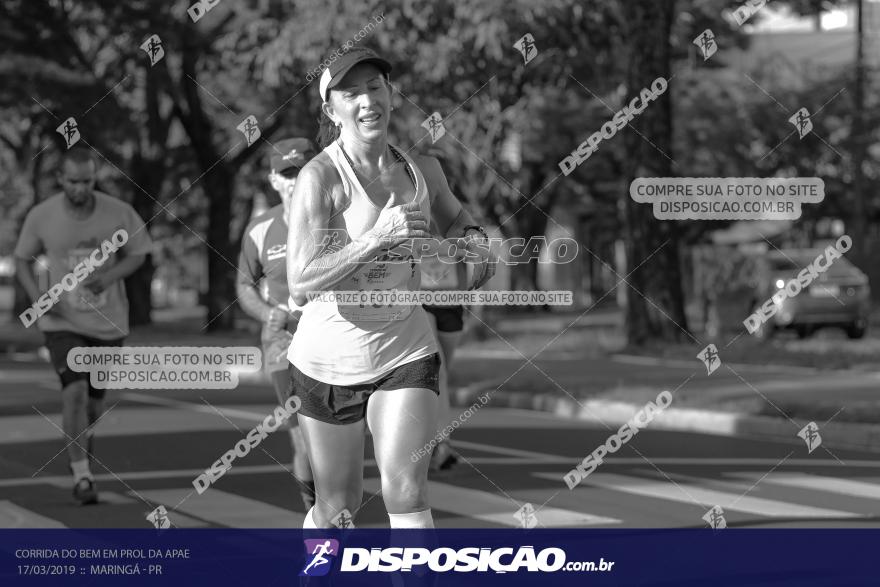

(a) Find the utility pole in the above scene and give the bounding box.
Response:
[851,0,868,269]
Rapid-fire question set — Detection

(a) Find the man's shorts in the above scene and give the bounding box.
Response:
[43,331,125,399]
[290,353,441,426]
[423,304,464,333]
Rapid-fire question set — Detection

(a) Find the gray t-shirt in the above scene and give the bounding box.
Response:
[14,192,153,339]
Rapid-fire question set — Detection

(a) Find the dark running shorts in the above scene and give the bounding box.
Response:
[269,369,300,428]
[290,353,441,425]
[423,304,464,333]
[43,330,125,399]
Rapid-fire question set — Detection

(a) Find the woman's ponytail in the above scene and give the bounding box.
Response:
[316,109,339,149]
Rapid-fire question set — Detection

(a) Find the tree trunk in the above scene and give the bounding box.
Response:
[204,165,236,331]
[621,0,690,345]
[126,152,162,327]
[850,0,867,270]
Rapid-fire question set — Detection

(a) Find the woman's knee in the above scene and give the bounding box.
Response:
[381,471,428,512]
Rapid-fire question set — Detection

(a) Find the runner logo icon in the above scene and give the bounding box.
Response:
[301,539,339,577]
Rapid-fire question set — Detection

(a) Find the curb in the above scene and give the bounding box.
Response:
[452,379,880,454]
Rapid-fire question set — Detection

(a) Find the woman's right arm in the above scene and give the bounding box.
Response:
[286,162,431,302]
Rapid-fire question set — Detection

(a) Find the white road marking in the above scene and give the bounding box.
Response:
[0,500,66,528]
[363,478,618,527]
[728,472,880,501]
[135,488,303,528]
[535,472,862,519]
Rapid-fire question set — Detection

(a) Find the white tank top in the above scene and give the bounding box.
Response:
[288,141,438,385]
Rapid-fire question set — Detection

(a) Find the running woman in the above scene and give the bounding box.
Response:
[286,47,495,529]
[236,137,317,510]
[14,147,153,505]
[421,250,468,471]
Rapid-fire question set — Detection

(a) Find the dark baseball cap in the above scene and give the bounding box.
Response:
[269,138,317,176]
[318,47,392,102]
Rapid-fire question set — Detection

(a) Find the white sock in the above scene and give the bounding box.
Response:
[388,509,434,529]
[71,459,92,482]
[303,506,317,529]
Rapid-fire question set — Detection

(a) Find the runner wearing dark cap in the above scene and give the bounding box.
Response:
[237,137,317,510]
[287,47,495,529]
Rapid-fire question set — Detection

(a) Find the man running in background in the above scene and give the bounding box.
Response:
[421,251,468,471]
[237,137,317,510]
[14,146,152,505]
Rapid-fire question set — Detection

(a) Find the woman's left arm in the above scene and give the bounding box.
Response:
[418,156,496,290]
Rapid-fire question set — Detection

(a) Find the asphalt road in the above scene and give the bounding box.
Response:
[1,354,879,530]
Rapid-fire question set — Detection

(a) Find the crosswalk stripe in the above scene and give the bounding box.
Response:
[727,472,880,501]
[95,492,136,505]
[0,500,66,528]
[135,488,304,528]
[42,479,139,505]
[452,440,568,461]
[532,472,862,519]
[363,478,619,527]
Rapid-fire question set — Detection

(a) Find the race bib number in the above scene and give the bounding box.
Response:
[336,289,412,322]
[336,260,413,322]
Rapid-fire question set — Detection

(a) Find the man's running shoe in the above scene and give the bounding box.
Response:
[429,441,459,472]
[73,477,98,505]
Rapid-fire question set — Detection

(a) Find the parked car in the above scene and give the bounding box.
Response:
[749,249,870,339]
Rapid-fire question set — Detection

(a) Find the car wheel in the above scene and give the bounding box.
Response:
[846,321,867,339]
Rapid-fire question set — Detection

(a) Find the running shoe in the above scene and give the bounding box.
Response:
[429,441,459,472]
[73,477,98,505]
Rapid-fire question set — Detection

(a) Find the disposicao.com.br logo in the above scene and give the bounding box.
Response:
[300,542,613,575]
